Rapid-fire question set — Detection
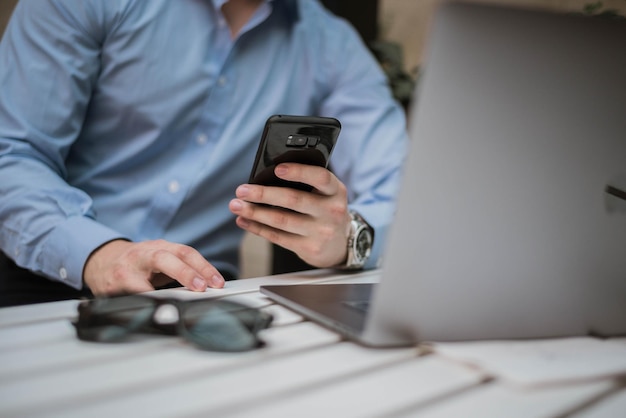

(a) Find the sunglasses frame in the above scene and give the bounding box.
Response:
[73,294,273,352]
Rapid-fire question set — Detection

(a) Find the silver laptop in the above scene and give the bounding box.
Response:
[261,2,626,347]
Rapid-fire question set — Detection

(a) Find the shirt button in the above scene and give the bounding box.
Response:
[59,267,68,280]
[168,180,180,194]
[196,133,208,145]
[217,76,227,86]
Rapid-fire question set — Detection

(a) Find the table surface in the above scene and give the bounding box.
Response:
[0,269,624,418]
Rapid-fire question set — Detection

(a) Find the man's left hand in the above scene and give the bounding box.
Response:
[228,163,350,268]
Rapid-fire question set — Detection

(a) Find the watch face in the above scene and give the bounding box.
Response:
[355,229,373,261]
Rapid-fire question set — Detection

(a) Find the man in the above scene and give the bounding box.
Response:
[0,0,408,306]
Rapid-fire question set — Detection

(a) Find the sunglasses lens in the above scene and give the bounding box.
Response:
[75,295,155,342]
[182,300,272,352]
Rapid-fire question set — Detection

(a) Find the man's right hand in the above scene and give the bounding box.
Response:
[83,239,225,295]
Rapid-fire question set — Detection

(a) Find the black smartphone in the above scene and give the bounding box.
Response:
[248,115,341,191]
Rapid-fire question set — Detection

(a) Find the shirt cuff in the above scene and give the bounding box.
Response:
[38,217,128,290]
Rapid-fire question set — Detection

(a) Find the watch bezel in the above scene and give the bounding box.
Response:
[342,211,374,270]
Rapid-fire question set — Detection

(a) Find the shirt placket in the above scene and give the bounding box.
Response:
[137,18,236,241]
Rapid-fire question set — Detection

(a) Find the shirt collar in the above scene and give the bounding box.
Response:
[279,0,300,22]
[210,0,300,23]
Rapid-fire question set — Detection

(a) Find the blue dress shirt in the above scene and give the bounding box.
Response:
[0,0,408,289]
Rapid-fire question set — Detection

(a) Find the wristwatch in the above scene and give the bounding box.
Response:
[341,210,374,270]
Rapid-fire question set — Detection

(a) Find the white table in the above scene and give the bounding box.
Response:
[0,269,624,418]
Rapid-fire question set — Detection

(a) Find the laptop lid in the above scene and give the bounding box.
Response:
[262,2,626,347]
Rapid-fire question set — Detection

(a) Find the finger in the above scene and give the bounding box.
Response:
[141,247,222,291]
[274,163,339,196]
[159,242,225,289]
[230,198,310,236]
[235,215,301,249]
[233,183,317,217]
[236,215,345,267]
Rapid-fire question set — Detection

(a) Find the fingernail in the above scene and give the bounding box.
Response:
[192,277,206,291]
[210,274,225,288]
[237,185,251,197]
[275,165,288,176]
[230,199,243,211]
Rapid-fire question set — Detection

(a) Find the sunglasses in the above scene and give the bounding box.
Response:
[73,295,273,352]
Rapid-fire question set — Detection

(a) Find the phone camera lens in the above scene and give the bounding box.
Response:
[286,135,307,147]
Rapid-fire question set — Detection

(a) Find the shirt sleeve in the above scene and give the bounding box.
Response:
[0,0,126,289]
[316,16,410,269]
